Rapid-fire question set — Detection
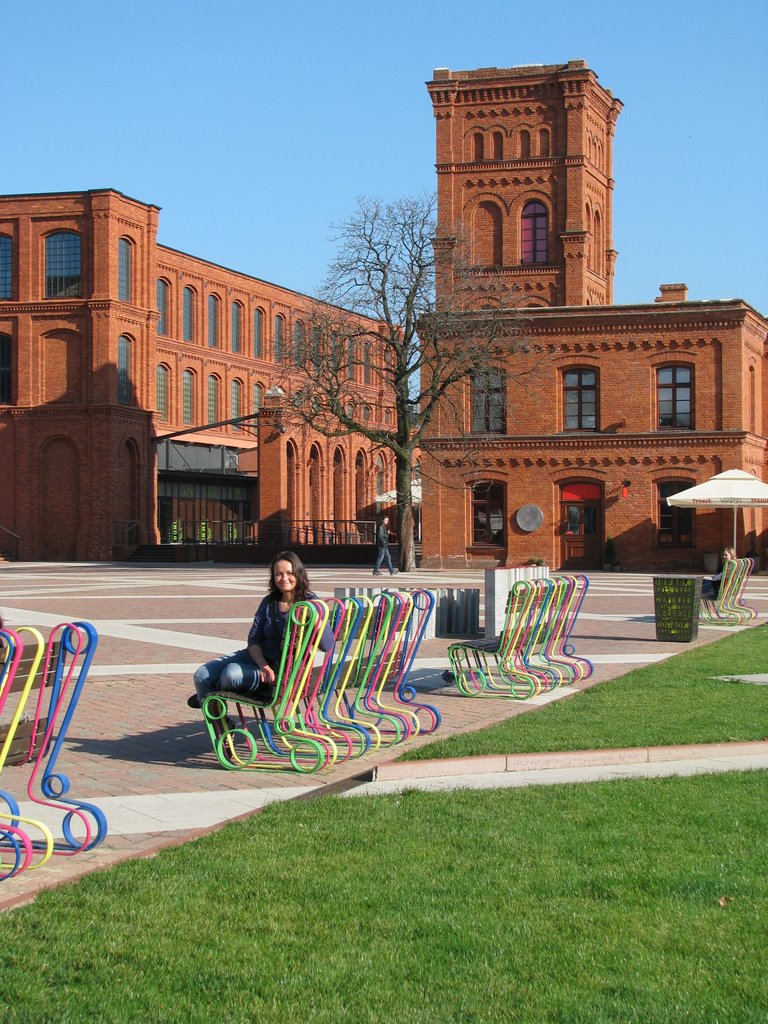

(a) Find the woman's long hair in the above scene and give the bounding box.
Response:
[267,550,312,603]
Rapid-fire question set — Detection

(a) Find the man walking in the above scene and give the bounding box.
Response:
[373,515,397,576]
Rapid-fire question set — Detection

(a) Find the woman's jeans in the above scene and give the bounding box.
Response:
[374,545,394,573]
[193,649,263,701]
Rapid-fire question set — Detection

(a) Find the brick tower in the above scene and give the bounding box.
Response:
[426,60,623,308]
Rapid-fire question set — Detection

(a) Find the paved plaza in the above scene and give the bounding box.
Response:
[2,560,768,909]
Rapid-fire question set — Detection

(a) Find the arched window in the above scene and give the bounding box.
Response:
[475,201,503,267]
[207,375,220,423]
[287,442,297,518]
[274,314,285,363]
[519,130,531,158]
[231,378,242,430]
[231,301,242,353]
[0,236,12,299]
[539,128,550,157]
[355,450,366,519]
[472,481,505,545]
[0,333,11,403]
[208,295,219,348]
[363,343,372,385]
[156,279,169,335]
[311,326,322,368]
[253,383,263,413]
[521,201,547,263]
[45,231,81,298]
[293,321,305,364]
[156,364,170,420]
[183,287,195,341]
[333,448,344,521]
[182,370,195,424]
[658,480,694,546]
[593,210,603,275]
[117,335,132,405]
[657,366,693,428]
[118,237,132,302]
[309,445,322,521]
[473,132,484,161]
[563,368,598,430]
[492,131,504,160]
[375,455,385,497]
[347,336,355,380]
[253,307,264,358]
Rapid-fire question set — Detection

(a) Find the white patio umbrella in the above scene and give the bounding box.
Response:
[666,469,768,549]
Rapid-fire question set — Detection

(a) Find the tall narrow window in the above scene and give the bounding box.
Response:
[473,132,484,161]
[363,343,372,385]
[117,335,132,404]
[231,301,242,353]
[207,375,220,423]
[658,481,694,546]
[0,333,11,402]
[274,314,284,363]
[0,236,12,299]
[475,201,503,266]
[657,366,693,428]
[156,279,169,335]
[293,321,305,364]
[253,383,263,413]
[521,201,547,263]
[156,364,169,420]
[563,368,598,430]
[539,128,550,157]
[253,307,264,358]
[208,295,219,348]
[183,287,195,341]
[45,231,81,297]
[519,130,531,158]
[472,481,505,545]
[118,238,132,302]
[492,131,503,160]
[231,379,242,430]
[311,326,322,368]
[347,336,355,380]
[182,370,195,424]
[472,369,505,433]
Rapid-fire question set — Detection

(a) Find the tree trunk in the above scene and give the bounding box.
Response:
[394,454,416,572]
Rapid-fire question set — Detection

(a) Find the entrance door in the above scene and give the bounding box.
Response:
[560,483,602,569]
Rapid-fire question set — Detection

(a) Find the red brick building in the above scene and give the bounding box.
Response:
[422,61,768,571]
[0,190,390,560]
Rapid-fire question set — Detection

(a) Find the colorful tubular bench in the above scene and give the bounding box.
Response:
[699,557,757,626]
[200,590,440,773]
[0,622,107,881]
[447,575,592,699]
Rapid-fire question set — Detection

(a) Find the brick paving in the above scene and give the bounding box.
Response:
[1,560,767,910]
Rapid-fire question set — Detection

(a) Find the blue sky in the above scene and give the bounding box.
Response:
[7,0,767,311]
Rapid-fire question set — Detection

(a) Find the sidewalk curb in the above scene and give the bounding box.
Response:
[372,740,768,781]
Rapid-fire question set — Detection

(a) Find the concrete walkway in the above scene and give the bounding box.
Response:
[1,562,767,910]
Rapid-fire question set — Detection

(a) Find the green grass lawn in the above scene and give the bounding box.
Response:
[0,772,766,1023]
[401,625,768,762]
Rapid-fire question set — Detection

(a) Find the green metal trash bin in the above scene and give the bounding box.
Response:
[653,576,702,642]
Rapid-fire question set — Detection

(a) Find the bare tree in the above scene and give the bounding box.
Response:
[283,193,528,571]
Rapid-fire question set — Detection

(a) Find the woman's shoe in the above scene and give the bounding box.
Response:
[187,693,201,709]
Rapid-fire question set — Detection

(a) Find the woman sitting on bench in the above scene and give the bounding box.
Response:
[188,551,334,709]
[701,547,736,599]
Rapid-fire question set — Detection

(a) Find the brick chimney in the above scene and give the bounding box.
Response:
[655,283,688,303]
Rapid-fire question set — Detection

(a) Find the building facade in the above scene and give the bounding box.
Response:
[422,62,768,571]
[0,190,391,561]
